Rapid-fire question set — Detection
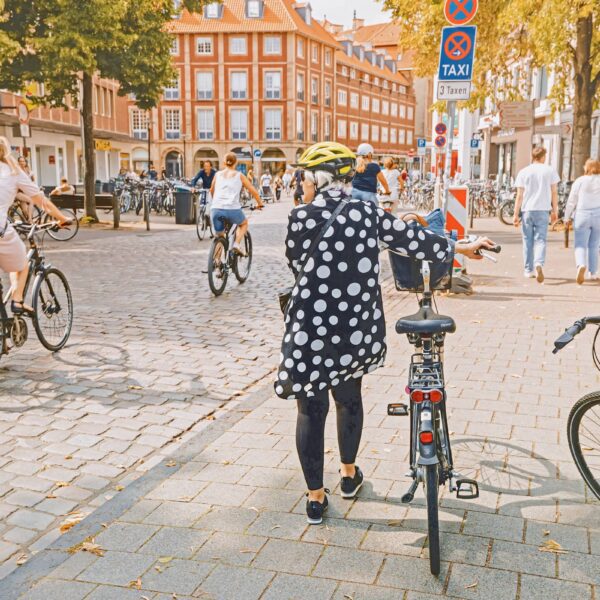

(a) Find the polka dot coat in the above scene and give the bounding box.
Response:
[274,188,453,400]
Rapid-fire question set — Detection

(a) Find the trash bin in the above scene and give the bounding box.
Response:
[95,180,103,194]
[175,191,195,224]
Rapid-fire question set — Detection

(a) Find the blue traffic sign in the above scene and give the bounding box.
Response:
[470,139,479,149]
[434,135,447,149]
[417,138,427,148]
[253,149,262,159]
[438,26,477,82]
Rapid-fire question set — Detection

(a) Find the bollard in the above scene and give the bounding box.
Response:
[111,194,120,229]
[143,194,150,231]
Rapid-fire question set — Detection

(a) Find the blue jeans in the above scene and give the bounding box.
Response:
[351,189,378,205]
[211,208,246,233]
[521,210,549,272]
[574,208,600,275]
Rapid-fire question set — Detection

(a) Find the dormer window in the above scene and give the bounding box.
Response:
[247,0,263,18]
[205,3,223,18]
[295,3,312,25]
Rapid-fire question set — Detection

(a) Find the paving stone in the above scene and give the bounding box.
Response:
[445,563,519,600]
[84,585,145,600]
[77,550,155,586]
[10,476,55,493]
[143,501,211,528]
[193,531,266,566]
[236,448,288,468]
[5,489,46,508]
[138,526,210,558]
[462,511,524,542]
[7,509,56,531]
[35,497,78,516]
[262,573,337,600]
[302,517,367,549]
[361,524,426,557]
[377,555,448,594]
[333,582,407,600]
[525,520,590,553]
[19,579,96,600]
[193,462,249,484]
[491,539,556,577]
[313,546,385,584]
[197,564,274,600]
[147,479,207,502]
[558,550,600,584]
[74,475,110,491]
[3,526,38,544]
[94,522,160,552]
[0,539,19,562]
[139,558,213,594]
[253,538,323,575]
[48,550,99,580]
[194,481,254,507]
[520,573,592,599]
[194,506,260,534]
[247,511,308,541]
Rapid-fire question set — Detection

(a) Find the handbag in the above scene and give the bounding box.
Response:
[278,200,348,314]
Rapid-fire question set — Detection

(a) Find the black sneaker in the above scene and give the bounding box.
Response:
[306,490,329,525]
[340,466,364,499]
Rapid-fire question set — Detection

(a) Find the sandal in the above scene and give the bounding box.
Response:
[11,300,34,317]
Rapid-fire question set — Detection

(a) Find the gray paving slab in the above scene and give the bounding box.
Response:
[137,526,210,558]
[18,579,95,600]
[197,564,274,600]
[262,573,337,600]
[313,546,385,584]
[76,550,156,586]
[252,538,323,575]
[138,558,213,595]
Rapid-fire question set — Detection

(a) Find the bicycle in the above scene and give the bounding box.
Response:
[388,243,501,575]
[207,212,254,297]
[553,317,600,500]
[0,221,73,355]
[9,201,79,242]
[196,189,213,241]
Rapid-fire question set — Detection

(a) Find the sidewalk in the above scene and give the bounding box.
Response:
[4,219,600,600]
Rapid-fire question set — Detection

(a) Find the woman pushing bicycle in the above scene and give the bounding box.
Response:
[274,141,496,524]
[0,137,71,315]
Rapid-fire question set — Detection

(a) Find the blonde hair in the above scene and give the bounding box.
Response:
[384,157,394,170]
[0,137,18,175]
[356,156,367,174]
[224,152,237,168]
[584,158,600,175]
[532,146,547,162]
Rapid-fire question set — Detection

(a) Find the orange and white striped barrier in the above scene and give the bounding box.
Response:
[445,186,469,271]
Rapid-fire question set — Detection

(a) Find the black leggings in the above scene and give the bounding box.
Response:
[296,378,364,491]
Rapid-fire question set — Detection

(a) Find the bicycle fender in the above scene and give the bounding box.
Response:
[417,404,439,465]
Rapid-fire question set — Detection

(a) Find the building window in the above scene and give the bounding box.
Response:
[231,109,248,140]
[297,38,305,58]
[324,115,331,141]
[196,71,213,100]
[350,68,356,79]
[350,121,358,140]
[337,119,347,138]
[383,80,388,89]
[264,35,281,55]
[311,112,318,142]
[231,71,248,99]
[297,72,305,101]
[312,44,318,63]
[364,73,370,83]
[372,125,379,142]
[381,127,389,144]
[164,74,180,100]
[407,130,413,145]
[407,106,414,120]
[361,123,369,140]
[265,108,282,140]
[325,48,332,66]
[341,66,348,77]
[164,108,181,139]
[399,104,406,118]
[325,81,331,107]
[170,37,179,55]
[350,93,359,109]
[382,100,389,116]
[374,77,379,86]
[197,109,214,140]
[361,96,370,111]
[372,98,380,113]
[297,110,304,141]
[391,103,398,117]
[131,109,148,140]
[247,0,262,18]
[196,36,213,55]
[265,71,281,99]
[390,128,397,144]
[230,36,247,55]
[311,77,318,103]
[205,2,222,18]
[108,90,113,117]
[399,128,406,144]
[338,89,347,106]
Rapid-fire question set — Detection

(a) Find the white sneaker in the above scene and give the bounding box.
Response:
[589,273,599,281]
[524,270,535,278]
[535,265,545,283]
[576,265,586,285]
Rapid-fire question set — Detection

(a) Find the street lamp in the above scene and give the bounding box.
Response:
[181,133,190,179]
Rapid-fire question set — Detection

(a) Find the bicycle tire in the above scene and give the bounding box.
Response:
[196,206,210,241]
[567,391,600,501]
[425,463,441,576]
[32,267,73,352]
[46,209,79,242]
[498,200,514,226]
[208,237,228,296]
[233,232,253,283]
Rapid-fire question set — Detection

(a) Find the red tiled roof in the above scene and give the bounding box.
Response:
[335,49,411,87]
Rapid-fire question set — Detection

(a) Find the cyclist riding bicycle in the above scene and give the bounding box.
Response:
[0,137,71,315]
[209,152,263,255]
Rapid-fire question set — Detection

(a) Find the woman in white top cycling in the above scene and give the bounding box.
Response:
[565,158,600,284]
[0,137,70,315]
[210,152,263,255]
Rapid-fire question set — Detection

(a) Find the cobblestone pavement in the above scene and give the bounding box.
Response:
[2,204,600,599]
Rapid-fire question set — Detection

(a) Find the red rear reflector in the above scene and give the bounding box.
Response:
[429,389,443,403]
[411,390,425,403]
[420,431,434,444]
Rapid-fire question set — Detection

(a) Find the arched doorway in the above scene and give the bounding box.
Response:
[261,147,287,176]
[165,150,183,178]
[194,148,219,174]
[230,147,253,176]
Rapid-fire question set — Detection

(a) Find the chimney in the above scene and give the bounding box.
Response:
[352,10,365,32]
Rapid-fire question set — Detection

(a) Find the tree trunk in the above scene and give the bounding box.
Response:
[571,14,595,179]
[82,71,98,221]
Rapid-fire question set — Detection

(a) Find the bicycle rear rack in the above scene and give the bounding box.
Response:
[409,353,444,389]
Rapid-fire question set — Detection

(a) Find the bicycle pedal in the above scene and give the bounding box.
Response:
[387,403,409,416]
[456,479,479,500]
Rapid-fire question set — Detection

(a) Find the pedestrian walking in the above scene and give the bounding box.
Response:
[513,146,559,282]
[282,170,292,196]
[381,157,401,214]
[275,141,495,525]
[351,143,391,205]
[564,158,600,284]
[292,166,305,206]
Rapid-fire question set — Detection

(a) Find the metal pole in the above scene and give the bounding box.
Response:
[443,100,457,216]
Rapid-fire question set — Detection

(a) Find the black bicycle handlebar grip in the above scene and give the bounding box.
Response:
[552,321,586,354]
[488,245,502,254]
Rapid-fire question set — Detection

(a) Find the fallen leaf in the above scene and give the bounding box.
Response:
[239,549,254,554]
[582,446,595,452]
[178,496,194,502]
[127,578,142,590]
[271,525,281,531]
[154,565,163,573]
[59,512,86,533]
[115,485,124,492]
[158,556,174,564]
[543,530,550,536]
[64,455,73,460]
[324,448,334,454]
[344,595,354,600]
[465,582,478,590]
[165,461,177,467]
[510,374,522,379]
[46,494,57,499]
[80,541,105,557]
[222,460,231,465]
[141,596,151,600]
[15,554,28,566]
[54,481,70,488]
[204,415,216,421]
[128,385,143,390]
[101,523,108,528]
[387,520,402,527]
[539,540,567,554]
[249,506,260,513]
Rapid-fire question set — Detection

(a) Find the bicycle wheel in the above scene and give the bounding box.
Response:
[498,200,514,226]
[196,206,209,241]
[46,209,79,242]
[32,267,73,351]
[208,237,228,296]
[568,392,600,501]
[233,232,253,283]
[425,463,441,575]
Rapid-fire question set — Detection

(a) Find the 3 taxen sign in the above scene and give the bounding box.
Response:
[437,26,477,82]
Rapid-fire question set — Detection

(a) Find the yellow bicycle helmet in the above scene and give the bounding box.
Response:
[295,142,356,179]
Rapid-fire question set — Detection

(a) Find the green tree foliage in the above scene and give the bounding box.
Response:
[0,0,211,219]
[383,0,600,176]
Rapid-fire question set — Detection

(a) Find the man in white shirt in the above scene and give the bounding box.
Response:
[513,146,559,282]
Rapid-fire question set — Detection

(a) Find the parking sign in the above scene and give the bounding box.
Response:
[417,138,427,156]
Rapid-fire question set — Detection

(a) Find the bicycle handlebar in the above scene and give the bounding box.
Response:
[553,319,587,354]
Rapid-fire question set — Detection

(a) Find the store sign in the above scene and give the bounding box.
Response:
[19,124,31,138]
[95,139,112,151]
[499,101,534,129]
[437,81,472,101]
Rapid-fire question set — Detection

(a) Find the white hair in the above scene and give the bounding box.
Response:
[304,170,335,191]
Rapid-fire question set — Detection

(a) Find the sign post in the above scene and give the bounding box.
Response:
[17,101,31,156]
